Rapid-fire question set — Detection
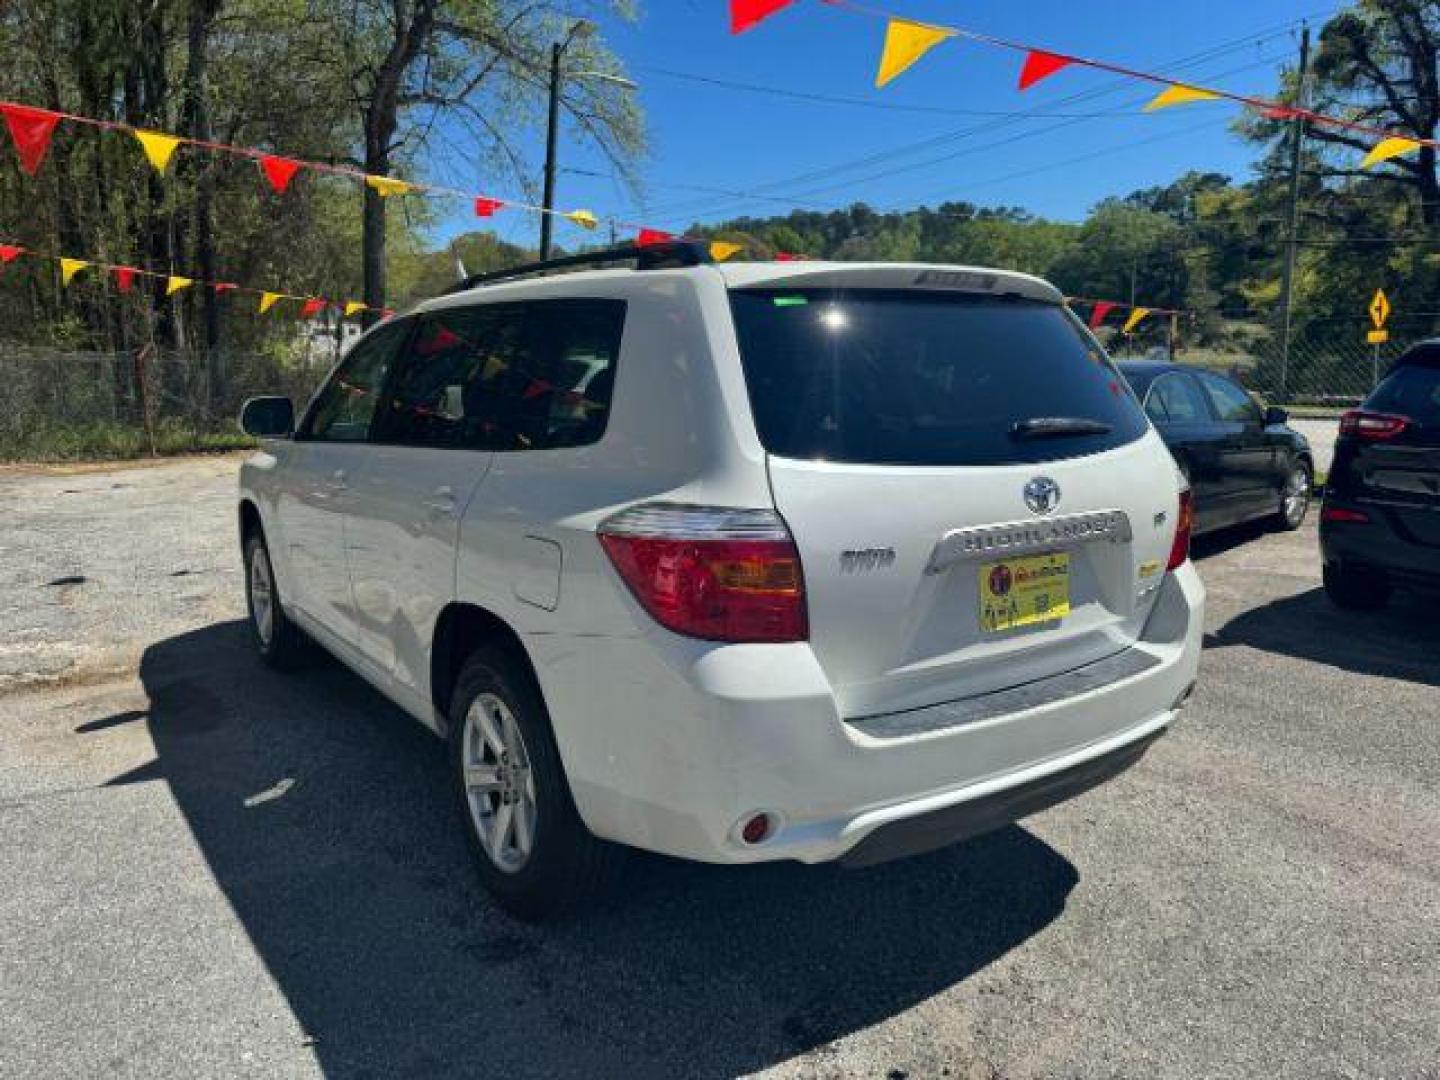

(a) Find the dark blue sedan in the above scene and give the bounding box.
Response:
[1119,362,1314,536]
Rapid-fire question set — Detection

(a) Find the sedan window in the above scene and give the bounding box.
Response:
[1150,374,1210,424]
[1198,372,1262,424]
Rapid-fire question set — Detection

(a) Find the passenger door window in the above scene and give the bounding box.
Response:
[1198,373,1262,424]
[375,300,625,452]
[302,320,410,442]
[374,305,531,449]
[1149,374,1211,424]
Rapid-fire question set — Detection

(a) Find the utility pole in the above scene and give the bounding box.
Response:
[539,41,562,260]
[1277,24,1311,403]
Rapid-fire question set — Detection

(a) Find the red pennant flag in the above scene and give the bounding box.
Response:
[213,282,238,294]
[636,228,674,247]
[300,298,326,319]
[731,0,797,34]
[0,244,23,264]
[259,154,302,194]
[113,266,137,293]
[380,308,396,319]
[522,378,554,400]
[1088,301,1117,329]
[1259,105,1300,121]
[1018,50,1073,91]
[1,103,63,176]
[774,252,803,262]
[414,324,461,356]
[474,197,503,217]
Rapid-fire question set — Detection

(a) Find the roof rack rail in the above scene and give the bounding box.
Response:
[442,239,713,295]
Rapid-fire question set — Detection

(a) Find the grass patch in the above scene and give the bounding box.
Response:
[0,419,258,463]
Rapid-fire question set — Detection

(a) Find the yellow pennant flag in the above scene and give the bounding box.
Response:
[709,241,743,262]
[343,300,366,317]
[1122,307,1151,334]
[1144,84,1222,112]
[134,129,183,173]
[567,208,599,230]
[1361,136,1422,169]
[875,18,955,88]
[59,258,89,286]
[365,175,414,198]
[165,275,193,296]
[258,291,282,314]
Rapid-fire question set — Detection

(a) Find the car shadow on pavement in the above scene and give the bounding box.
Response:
[116,620,1078,1079]
[1206,587,1440,688]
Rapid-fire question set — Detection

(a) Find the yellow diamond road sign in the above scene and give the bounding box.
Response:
[1369,288,1391,329]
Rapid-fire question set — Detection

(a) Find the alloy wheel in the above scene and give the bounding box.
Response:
[1283,467,1311,527]
[249,543,275,646]
[462,692,537,874]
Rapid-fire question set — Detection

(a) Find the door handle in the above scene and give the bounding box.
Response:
[424,485,457,516]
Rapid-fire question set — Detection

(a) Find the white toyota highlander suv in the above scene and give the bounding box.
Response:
[237,243,1204,919]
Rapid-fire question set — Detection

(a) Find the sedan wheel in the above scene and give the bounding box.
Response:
[462,692,537,874]
[1277,463,1312,530]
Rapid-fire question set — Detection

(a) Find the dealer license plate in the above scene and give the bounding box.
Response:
[978,552,1070,633]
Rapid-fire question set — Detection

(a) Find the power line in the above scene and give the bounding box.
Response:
[636,65,1165,120]
[648,50,1287,229]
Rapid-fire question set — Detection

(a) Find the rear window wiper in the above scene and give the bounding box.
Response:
[1010,417,1114,439]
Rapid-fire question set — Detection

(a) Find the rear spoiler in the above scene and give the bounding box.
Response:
[718,262,1063,305]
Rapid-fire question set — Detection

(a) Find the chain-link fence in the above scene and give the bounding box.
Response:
[6,310,1437,460]
[1111,315,1436,409]
[0,347,329,461]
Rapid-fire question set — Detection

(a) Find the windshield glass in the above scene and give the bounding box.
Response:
[729,288,1149,466]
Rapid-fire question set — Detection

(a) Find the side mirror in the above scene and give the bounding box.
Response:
[240,396,295,438]
[1263,405,1288,427]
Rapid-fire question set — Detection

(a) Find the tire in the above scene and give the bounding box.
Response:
[1323,562,1390,612]
[243,529,308,670]
[1274,458,1313,531]
[448,645,624,921]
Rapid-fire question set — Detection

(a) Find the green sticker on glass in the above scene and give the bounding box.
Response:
[772,296,808,307]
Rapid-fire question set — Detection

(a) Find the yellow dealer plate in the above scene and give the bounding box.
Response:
[978,552,1070,633]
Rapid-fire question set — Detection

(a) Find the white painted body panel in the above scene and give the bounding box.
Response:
[238,259,1206,865]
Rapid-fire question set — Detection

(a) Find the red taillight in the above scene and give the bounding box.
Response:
[1167,487,1194,571]
[1339,409,1410,440]
[1321,505,1370,524]
[598,505,807,643]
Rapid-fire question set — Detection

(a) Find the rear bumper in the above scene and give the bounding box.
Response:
[841,724,1166,868]
[1320,503,1440,585]
[531,561,1204,866]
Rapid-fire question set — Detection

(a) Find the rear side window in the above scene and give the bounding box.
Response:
[374,299,625,451]
[1368,363,1440,426]
[728,289,1148,466]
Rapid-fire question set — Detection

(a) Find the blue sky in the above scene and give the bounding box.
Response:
[431,0,1335,250]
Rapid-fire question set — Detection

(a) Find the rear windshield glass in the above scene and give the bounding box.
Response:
[1369,362,1440,426]
[729,289,1149,466]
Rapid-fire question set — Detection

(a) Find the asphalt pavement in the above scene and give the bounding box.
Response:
[1,456,1436,1079]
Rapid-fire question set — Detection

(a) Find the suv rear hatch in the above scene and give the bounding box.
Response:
[727,266,1182,719]
[1339,353,1440,547]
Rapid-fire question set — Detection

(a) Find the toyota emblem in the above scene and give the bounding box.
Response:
[1024,477,1061,515]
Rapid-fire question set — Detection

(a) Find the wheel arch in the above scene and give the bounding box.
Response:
[430,601,543,732]
[238,498,263,546]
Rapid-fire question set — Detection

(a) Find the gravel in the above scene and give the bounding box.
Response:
[1,456,1436,1079]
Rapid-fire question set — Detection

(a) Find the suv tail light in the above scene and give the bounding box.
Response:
[1167,486,1194,571]
[1339,409,1410,440]
[597,504,807,642]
